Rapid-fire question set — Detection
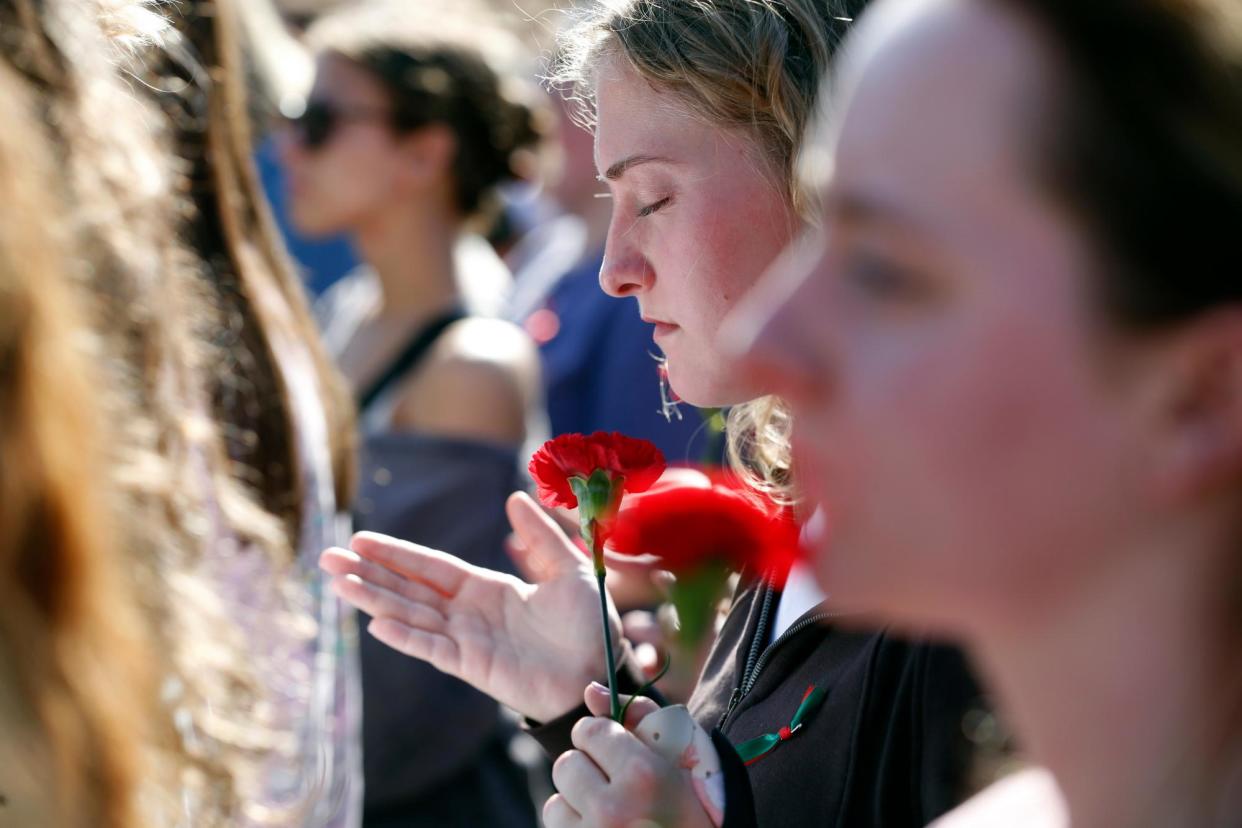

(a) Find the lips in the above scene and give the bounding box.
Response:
[641,314,679,339]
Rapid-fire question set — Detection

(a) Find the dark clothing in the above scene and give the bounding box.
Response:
[531,571,983,828]
[316,276,541,828]
[362,728,536,828]
[354,435,540,828]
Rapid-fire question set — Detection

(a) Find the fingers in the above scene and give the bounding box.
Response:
[650,569,678,597]
[570,715,651,779]
[330,574,448,633]
[506,492,588,573]
[320,547,450,610]
[367,617,461,674]
[348,531,469,596]
[622,610,661,648]
[584,682,661,729]
[623,610,668,678]
[506,532,548,583]
[542,793,582,828]
[552,748,609,804]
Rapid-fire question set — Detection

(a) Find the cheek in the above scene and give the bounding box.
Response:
[820,308,1131,626]
[674,197,791,328]
[295,140,398,225]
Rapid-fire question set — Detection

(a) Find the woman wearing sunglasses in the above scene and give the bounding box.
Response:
[736,0,1242,824]
[280,5,547,827]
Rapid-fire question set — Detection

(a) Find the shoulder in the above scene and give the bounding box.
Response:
[391,317,540,444]
[435,317,539,367]
[930,768,1068,828]
[428,317,541,396]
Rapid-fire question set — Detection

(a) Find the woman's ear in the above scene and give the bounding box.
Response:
[1146,307,1242,504]
[394,123,457,191]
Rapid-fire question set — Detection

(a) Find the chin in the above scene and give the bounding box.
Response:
[288,202,342,239]
[666,358,754,408]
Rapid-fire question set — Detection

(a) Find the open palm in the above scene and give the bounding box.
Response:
[320,491,620,723]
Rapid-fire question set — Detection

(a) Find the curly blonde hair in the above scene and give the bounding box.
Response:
[1,0,359,822]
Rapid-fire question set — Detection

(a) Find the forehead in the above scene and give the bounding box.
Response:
[592,52,743,173]
[313,52,389,106]
[820,0,1055,226]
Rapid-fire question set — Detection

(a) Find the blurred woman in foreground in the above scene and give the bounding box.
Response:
[736,0,1242,823]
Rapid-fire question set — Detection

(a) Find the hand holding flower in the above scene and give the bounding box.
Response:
[529,432,666,721]
[544,690,718,828]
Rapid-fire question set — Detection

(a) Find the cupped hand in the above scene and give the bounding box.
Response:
[319,491,621,723]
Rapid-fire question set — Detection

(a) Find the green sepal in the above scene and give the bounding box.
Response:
[570,469,624,574]
[667,561,733,655]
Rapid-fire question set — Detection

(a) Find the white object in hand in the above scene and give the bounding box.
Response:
[633,704,726,827]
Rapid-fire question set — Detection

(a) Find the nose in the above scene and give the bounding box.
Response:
[598,216,655,298]
[724,232,832,406]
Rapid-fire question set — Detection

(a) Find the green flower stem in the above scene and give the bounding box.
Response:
[592,522,622,722]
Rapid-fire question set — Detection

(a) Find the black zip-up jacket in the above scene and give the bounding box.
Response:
[530,570,984,827]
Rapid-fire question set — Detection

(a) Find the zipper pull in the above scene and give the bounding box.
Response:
[717,687,743,730]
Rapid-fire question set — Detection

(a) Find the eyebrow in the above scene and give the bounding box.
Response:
[826,190,926,233]
[600,154,676,182]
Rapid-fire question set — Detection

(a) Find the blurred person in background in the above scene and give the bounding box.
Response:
[251,0,361,297]
[281,3,546,825]
[1,0,362,823]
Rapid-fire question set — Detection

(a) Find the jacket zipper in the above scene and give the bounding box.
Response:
[718,575,837,731]
[740,610,837,697]
[717,578,776,729]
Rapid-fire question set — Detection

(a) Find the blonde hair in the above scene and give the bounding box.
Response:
[0,55,150,828]
[553,0,858,218]
[1,0,358,822]
[554,0,861,499]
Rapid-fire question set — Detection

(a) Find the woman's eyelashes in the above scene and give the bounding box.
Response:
[636,196,672,218]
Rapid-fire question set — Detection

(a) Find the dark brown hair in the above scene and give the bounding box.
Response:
[169,0,358,539]
[1004,0,1242,812]
[1006,0,1242,329]
[310,4,547,218]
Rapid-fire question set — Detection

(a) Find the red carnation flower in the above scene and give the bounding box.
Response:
[528,431,666,510]
[607,472,801,650]
[608,475,800,576]
[526,432,668,722]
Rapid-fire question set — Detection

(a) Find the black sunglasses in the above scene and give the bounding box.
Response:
[285,99,393,150]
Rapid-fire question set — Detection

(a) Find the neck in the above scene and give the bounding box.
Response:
[966,524,1241,826]
[353,201,461,316]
